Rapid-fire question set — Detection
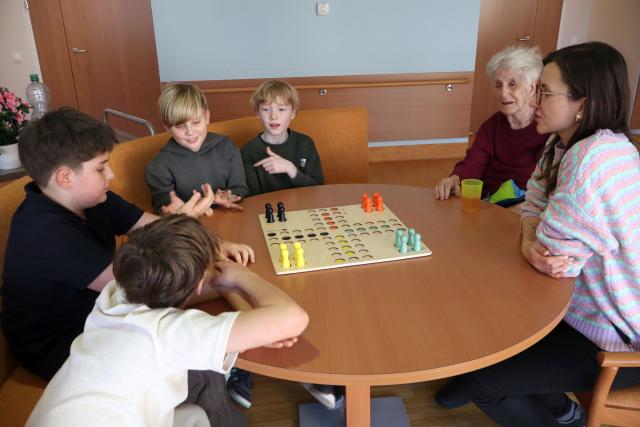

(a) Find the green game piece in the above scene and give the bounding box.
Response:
[399,235,408,254]
[394,229,404,248]
[407,228,415,246]
[413,233,421,252]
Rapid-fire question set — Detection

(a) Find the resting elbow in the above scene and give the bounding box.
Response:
[285,303,309,337]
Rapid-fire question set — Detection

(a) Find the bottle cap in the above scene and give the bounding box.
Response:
[29,74,40,82]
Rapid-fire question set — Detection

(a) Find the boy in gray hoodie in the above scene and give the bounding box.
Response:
[145,83,249,214]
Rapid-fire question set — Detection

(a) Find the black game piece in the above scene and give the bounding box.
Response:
[266,205,275,223]
[277,201,286,222]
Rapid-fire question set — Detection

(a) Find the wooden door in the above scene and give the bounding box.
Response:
[29,0,162,136]
[631,75,640,130]
[469,0,563,134]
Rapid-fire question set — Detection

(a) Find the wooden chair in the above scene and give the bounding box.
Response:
[575,351,640,426]
[208,106,369,185]
[109,106,369,211]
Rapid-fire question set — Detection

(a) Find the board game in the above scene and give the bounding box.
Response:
[259,198,432,275]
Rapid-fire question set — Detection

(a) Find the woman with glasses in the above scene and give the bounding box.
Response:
[435,41,640,426]
[435,45,549,202]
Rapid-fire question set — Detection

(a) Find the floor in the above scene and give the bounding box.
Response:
[243,157,499,426]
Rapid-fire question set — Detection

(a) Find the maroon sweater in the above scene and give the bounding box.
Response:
[452,112,548,195]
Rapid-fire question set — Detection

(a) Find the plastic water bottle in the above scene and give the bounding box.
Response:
[25,74,50,120]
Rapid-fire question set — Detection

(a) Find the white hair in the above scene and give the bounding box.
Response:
[486,45,543,84]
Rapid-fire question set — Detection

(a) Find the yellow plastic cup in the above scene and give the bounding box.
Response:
[461,179,483,212]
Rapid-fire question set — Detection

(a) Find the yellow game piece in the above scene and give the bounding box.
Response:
[293,242,301,264]
[295,247,305,267]
[281,249,291,269]
[279,243,287,262]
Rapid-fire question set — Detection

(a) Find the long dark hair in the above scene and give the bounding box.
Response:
[536,42,636,196]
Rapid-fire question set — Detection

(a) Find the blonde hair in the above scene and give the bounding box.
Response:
[249,80,300,112]
[486,45,543,85]
[158,83,208,127]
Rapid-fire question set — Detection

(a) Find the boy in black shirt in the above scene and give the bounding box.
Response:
[241,80,324,195]
[1,108,252,381]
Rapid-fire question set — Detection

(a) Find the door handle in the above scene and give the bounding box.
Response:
[71,48,88,53]
[517,36,531,41]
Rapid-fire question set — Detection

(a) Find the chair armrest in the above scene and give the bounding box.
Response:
[598,351,640,368]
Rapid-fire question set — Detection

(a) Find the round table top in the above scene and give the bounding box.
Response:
[198,184,573,386]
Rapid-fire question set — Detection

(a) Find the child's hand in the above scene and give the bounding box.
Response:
[219,240,255,265]
[211,260,255,288]
[254,147,298,179]
[161,184,215,218]
[214,189,243,210]
[264,336,299,348]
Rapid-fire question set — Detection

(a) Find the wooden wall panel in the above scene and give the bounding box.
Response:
[183,72,473,142]
[28,0,79,110]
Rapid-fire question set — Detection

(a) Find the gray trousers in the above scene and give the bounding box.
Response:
[182,370,247,427]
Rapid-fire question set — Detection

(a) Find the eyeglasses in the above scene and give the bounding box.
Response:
[535,86,572,104]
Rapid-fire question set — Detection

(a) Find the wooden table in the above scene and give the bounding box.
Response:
[198,184,574,427]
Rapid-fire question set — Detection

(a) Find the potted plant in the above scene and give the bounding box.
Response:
[0,87,30,170]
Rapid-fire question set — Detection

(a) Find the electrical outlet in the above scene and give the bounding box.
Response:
[316,2,329,16]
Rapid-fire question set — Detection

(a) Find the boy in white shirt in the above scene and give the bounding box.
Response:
[27,215,309,427]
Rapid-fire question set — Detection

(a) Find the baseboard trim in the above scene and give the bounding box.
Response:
[368,142,468,162]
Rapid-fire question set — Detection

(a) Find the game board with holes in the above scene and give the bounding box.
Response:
[259,199,432,275]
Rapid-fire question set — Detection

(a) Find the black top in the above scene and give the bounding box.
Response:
[241,130,324,195]
[1,182,143,379]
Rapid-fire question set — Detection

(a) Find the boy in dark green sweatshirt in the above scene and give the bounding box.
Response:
[241,80,324,196]
[235,81,340,410]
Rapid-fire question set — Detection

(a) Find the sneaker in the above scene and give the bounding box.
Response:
[557,399,585,427]
[227,368,252,409]
[301,383,344,410]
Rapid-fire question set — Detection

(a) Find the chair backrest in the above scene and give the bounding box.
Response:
[109,107,369,211]
[209,106,369,185]
[108,132,169,212]
[0,176,32,385]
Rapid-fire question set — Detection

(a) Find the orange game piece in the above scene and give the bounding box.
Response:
[364,196,373,213]
[375,195,384,211]
[361,193,368,209]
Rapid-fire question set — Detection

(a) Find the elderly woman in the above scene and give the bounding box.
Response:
[435,45,548,200]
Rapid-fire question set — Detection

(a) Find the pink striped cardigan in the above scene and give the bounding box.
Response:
[522,129,640,352]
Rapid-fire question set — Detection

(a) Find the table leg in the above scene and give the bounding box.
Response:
[346,384,370,427]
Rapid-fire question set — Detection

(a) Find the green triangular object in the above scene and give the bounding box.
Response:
[488,179,525,203]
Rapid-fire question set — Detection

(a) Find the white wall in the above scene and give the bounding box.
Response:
[151,0,481,81]
[0,0,41,98]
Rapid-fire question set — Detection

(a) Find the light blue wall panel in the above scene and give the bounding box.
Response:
[151,0,480,81]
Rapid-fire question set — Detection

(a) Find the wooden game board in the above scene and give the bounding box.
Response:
[259,204,432,275]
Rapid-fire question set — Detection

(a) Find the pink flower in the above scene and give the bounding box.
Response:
[0,87,30,146]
